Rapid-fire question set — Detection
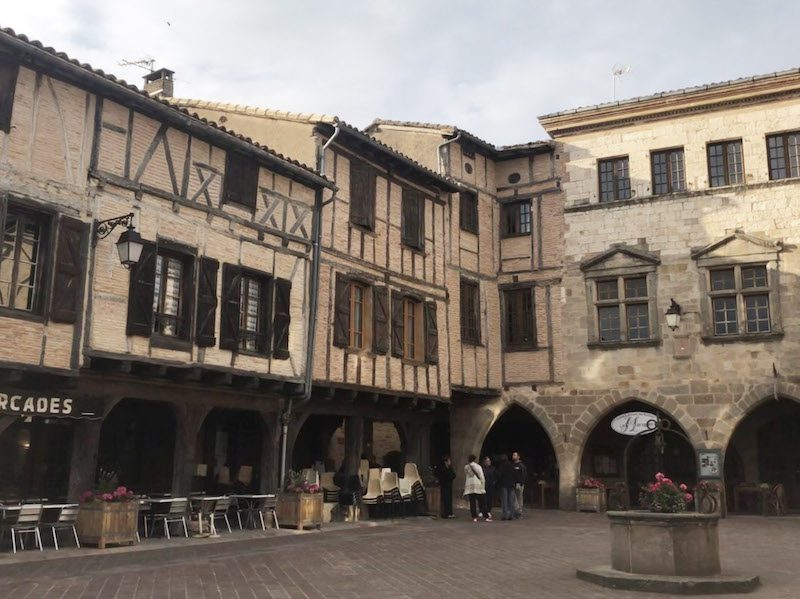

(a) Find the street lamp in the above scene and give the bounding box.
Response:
[665,298,682,331]
[93,213,144,269]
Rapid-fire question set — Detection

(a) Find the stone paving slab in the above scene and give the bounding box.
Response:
[0,511,797,598]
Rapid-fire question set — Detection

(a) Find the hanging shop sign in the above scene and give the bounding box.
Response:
[611,411,658,436]
[0,392,102,419]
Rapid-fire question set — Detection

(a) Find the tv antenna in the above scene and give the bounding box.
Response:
[612,64,631,101]
[119,56,156,73]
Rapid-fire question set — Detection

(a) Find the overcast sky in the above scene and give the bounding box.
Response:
[4,1,798,146]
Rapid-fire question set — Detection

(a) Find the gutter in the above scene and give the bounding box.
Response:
[437,132,462,175]
[278,122,340,485]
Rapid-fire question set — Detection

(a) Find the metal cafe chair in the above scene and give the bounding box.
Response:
[147,498,189,539]
[210,497,232,535]
[47,505,81,550]
[7,504,43,553]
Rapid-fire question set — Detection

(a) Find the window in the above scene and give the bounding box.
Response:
[0,56,19,134]
[707,140,744,187]
[403,298,423,361]
[767,132,800,180]
[239,274,266,351]
[0,207,48,313]
[594,276,652,343]
[333,275,388,354]
[349,282,368,349]
[222,152,260,210]
[152,252,188,337]
[651,148,686,194]
[401,188,424,249]
[598,157,631,202]
[501,201,531,237]
[503,287,535,350]
[460,191,478,234]
[349,160,376,229]
[708,265,772,336]
[460,279,480,344]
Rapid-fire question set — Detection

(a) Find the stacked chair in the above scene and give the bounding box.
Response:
[320,472,340,503]
[361,473,384,518]
[380,471,403,518]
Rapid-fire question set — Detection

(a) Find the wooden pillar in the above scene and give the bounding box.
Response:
[343,415,364,475]
[67,419,103,501]
[171,405,210,496]
[259,412,279,493]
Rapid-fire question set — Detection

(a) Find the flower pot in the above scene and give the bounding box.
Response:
[276,492,323,529]
[608,510,720,576]
[576,487,606,512]
[75,501,139,548]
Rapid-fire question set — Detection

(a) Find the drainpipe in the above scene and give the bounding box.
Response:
[437,132,462,175]
[279,122,340,486]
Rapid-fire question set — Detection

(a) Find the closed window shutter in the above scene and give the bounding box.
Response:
[126,241,156,336]
[273,278,291,359]
[402,188,424,249]
[179,258,195,339]
[222,153,259,210]
[219,264,242,350]
[260,277,274,355]
[333,273,350,348]
[195,257,219,347]
[391,291,404,358]
[50,216,88,324]
[425,301,439,364]
[0,57,18,134]
[372,286,389,355]
[349,162,375,229]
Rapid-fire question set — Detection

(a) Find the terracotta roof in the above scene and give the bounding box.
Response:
[175,99,461,192]
[0,27,333,189]
[539,66,800,120]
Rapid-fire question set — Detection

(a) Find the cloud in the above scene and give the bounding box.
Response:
[3,0,799,145]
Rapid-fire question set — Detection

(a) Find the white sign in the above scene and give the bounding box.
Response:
[611,412,658,436]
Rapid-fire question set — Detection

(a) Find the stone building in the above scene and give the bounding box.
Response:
[0,28,332,502]
[172,100,460,478]
[538,68,800,510]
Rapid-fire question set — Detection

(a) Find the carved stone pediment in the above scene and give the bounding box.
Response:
[691,231,782,266]
[580,244,660,276]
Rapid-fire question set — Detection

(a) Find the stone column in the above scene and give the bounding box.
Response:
[259,412,279,493]
[171,405,210,496]
[66,419,104,501]
[343,415,364,475]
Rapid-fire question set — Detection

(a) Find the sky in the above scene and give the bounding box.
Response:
[3,1,799,146]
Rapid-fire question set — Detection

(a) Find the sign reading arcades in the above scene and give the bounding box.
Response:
[0,392,102,419]
[610,412,658,436]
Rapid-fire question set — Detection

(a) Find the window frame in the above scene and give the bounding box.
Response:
[598,156,631,203]
[348,280,373,351]
[459,278,481,345]
[0,202,52,319]
[650,147,686,195]
[706,264,774,338]
[221,152,260,211]
[501,285,536,351]
[238,271,269,354]
[766,131,800,181]
[459,190,479,235]
[402,296,424,362]
[500,200,531,238]
[592,275,654,344]
[151,244,195,342]
[706,139,744,188]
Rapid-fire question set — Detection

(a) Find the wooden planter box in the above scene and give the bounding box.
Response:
[76,501,139,548]
[576,487,607,512]
[276,492,323,529]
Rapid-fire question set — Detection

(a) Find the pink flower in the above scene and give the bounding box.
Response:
[101,493,114,501]
[662,477,673,485]
[115,486,128,496]
[685,493,693,503]
[80,490,95,502]
[679,484,687,492]
[655,472,665,482]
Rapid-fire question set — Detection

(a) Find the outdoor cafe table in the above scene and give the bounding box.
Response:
[229,494,272,530]
[189,495,224,536]
[142,497,184,538]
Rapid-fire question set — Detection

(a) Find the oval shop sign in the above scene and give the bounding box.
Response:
[611,411,658,436]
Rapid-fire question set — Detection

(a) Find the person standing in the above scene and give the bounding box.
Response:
[435,455,456,518]
[463,454,486,522]
[481,456,496,521]
[497,454,516,521]
[511,451,528,519]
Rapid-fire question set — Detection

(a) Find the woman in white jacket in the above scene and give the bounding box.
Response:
[463,454,486,522]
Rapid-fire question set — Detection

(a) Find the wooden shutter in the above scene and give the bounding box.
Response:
[222,152,259,210]
[272,278,291,359]
[260,277,274,355]
[372,286,389,355]
[219,264,242,351]
[424,301,439,364]
[195,257,219,347]
[391,291,404,358]
[126,241,156,336]
[50,216,88,324]
[349,161,375,229]
[401,188,423,249]
[460,191,478,234]
[0,56,18,134]
[333,273,350,348]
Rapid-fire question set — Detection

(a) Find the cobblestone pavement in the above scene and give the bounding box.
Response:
[0,510,796,599]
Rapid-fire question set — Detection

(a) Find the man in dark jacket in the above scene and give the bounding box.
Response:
[511,451,528,519]
[497,454,516,520]
[481,456,497,521]
[435,455,456,518]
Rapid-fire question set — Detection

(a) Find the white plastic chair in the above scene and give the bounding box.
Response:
[321,472,340,503]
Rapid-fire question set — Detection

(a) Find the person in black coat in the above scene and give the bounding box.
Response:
[435,455,456,518]
[497,454,516,520]
[481,456,497,521]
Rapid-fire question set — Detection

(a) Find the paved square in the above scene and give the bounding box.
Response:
[0,511,796,598]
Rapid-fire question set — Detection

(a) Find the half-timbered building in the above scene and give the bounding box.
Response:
[0,28,332,503]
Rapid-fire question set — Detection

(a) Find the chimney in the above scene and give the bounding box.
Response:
[143,68,174,98]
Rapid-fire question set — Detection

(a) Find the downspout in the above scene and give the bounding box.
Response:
[437,132,462,175]
[279,122,340,486]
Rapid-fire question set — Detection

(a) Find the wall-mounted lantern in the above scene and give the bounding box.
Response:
[93,212,144,269]
[665,298,682,331]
